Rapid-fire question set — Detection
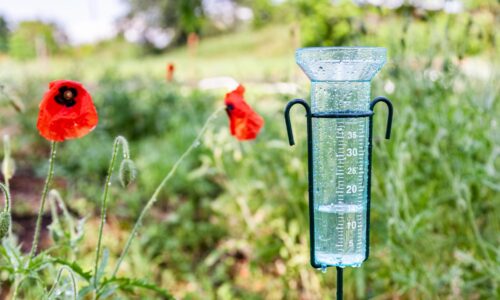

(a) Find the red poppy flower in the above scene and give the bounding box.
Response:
[224,84,264,141]
[37,80,98,142]
[166,63,175,82]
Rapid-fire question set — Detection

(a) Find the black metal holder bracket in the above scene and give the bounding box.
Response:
[284,96,393,300]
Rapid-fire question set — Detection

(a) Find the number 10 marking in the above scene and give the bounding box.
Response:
[347,221,357,229]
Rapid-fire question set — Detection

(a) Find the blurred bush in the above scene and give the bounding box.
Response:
[9,21,67,60]
[0,16,8,53]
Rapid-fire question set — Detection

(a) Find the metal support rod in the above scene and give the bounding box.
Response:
[370,96,393,140]
[336,267,343,300]
[284,99,320,268]
[365,96,393,260]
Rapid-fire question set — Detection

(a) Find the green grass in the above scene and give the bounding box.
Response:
[0,25,296,84]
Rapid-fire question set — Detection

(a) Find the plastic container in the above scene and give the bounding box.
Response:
[296,47,386,268]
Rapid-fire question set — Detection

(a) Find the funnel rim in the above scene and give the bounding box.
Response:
[296,46,386,51]
[295,47,387,82]
[296,47,387,59]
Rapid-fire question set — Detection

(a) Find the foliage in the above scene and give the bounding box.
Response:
[8,21,67,60]
[238,0,281,28]
[293,0,498,55]
[126,0,205,47]
[0,16,8,53]
[293,0,366,46]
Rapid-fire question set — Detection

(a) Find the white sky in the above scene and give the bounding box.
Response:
[0,0,129,44]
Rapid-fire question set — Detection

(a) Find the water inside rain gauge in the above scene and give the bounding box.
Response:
[311,81,371,268]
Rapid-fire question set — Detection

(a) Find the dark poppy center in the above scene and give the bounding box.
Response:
[55,86,77,107]
[225,104,234,116]
[64,90,74,100]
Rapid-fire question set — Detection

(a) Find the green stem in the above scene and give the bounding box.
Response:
[49,190,76,244]
[0,183,10,212]
[12,277,20,300]
[93,136,129,292]
[3,180,9,210]
[111,107,224,278]
[3,135,13,239]
[2,134,12,211]
[47,266,77,300]
[28,141,57,265]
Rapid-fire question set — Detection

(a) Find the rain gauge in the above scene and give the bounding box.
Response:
[284,47,393,299]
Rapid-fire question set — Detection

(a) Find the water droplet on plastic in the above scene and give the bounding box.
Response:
[321,265,327,273]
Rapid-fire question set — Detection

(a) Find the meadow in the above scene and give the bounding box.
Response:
[0,8,499,299]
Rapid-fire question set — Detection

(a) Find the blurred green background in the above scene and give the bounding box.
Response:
[0,0,498,299]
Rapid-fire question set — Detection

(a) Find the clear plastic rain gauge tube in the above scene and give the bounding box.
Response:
[284,47,393,299]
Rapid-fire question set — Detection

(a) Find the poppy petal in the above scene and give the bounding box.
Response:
[224,84,264,141]
[37,80,98,141]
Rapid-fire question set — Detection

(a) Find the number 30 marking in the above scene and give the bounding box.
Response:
[346,148,358,157]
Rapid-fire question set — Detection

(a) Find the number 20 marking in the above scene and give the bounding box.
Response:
[346,185,357,193]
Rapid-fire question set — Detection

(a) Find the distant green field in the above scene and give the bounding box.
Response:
[0,26,296,84]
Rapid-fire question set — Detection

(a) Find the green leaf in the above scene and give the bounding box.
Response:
[0,264,14,273]
[96,248,110,284]
[53,258,92,281]
[1,238,23,270]
[97,283,118,299]
[103,277,175,299]
[28,252,53,273]
[77,285,93,299]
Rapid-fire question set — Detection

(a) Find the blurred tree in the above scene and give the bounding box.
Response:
[291,0,365,46]
[9,21,67,60]
[238,0,277,28]
[126,0,205,48]
[0,16,8,53]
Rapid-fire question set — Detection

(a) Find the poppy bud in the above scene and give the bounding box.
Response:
[2,135,15,180]
[0,211,11,239]
[49,224,63,243]
[2,158,15,181]
[119,159,136,187]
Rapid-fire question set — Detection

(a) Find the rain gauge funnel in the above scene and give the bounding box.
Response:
[284,47,393,299]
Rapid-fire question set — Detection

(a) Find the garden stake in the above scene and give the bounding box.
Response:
[284,47,393,299]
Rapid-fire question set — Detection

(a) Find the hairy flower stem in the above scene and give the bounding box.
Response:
[12,277,20,300]
[0,183,10,213]
[93,136,130,293]
[2,135,11,195]
[28,141,57,264]
[111,107,224,278]
[3,135,13,238]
